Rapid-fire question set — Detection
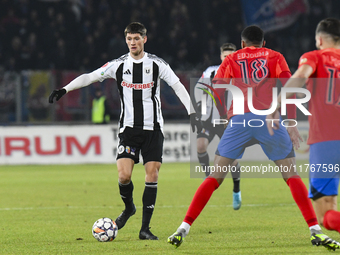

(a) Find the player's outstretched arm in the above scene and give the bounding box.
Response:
[48,72,99,103]
[170,81,202,132]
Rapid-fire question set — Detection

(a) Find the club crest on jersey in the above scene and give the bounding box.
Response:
[299,58,307,64]
[121,80,154,90]
[144,67,151,74]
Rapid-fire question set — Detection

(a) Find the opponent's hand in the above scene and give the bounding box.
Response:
[266,109,280,136]
[49,88,66,103]
[190,113,202,133]
[287,125,303,150]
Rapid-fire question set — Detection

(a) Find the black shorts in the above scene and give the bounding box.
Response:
[116,127,164,164]
[197,121,225,143]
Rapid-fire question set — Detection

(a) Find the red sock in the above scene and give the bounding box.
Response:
[286,176,318,227]
[183,177,219,225]
[323,210,340,233]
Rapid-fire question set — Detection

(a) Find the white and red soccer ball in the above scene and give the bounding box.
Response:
[92,217,118,242]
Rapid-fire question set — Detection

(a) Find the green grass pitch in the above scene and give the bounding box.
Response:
[0,161,338,254]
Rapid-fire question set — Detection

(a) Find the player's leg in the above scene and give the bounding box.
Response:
[309,141,340,234]
[168,155,234,247]
[197,121,216,178]
[275,156,321,230]
[215,121,242,209]
[259,120,340,250]
[230,160,241,210]
[114,128,142,230]
[139,129,164,240]
[197,136,210,177]
[168,116,252,247]
[314,196,340,232]
[139,161,161,240]
[115,158,137,230]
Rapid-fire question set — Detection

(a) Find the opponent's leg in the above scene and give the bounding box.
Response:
[197,137,210,178]
[168,155,234,248]
[314,195,340,232]
[277,157,340,250]
[231,161,241,210]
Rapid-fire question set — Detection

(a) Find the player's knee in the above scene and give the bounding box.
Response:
[197,138,208,153]
[146,170,159,182]
[118,172,132,184]
[197,144,207,154]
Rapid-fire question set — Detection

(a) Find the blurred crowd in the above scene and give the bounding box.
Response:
[0,0,339,72]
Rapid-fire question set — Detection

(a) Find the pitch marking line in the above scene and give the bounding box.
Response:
[0,203,296,211]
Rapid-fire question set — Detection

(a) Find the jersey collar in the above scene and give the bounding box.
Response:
[128,52,147,63]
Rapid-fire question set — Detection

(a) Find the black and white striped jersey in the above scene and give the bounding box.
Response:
[196,65,233,124]
[93,52,182,133]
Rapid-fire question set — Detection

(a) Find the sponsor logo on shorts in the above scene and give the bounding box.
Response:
[118,145,124,154]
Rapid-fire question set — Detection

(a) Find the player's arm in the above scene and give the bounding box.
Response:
[277,64,314,106]
[171,81,203,133]
[49,72,100,103]
[267,64,314,137]
[49,62,115,103]
[170,81,195,115]
[161,63,202,132]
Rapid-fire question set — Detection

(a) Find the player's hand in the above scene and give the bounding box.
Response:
[287,125,303,150]
[49,88,66,103]
[190,113,202,133]
[266,109,280,136]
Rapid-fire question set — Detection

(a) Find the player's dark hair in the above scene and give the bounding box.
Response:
[124,22,147,37]
[316,18,340,43]
[241,25,264,46]
[220,43,237,52]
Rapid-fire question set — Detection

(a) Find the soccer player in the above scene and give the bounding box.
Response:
[168,25,340,250]
[49,22,201,240]
[196,42,242,210]
[267,18,340,236]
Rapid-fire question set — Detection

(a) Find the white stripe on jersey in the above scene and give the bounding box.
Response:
[196,65,233,123]
[94,52,180,133]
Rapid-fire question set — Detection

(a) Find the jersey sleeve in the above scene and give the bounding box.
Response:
[92,61,118,82]
[159,63,180,86]
[276,53,291,77]
[298,51,317,73]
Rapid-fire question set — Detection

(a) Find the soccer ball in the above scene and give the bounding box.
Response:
[92,217,118,242]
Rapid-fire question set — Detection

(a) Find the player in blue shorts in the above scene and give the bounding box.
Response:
[168,25,340,251]
[268,18,340,236]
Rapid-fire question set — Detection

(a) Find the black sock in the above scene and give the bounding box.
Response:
[198,152,210,177]
[141,182,157,231]
[118,181,134,211]
[231,163,241,193]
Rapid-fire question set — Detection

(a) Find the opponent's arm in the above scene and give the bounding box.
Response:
[267,64,313,139]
